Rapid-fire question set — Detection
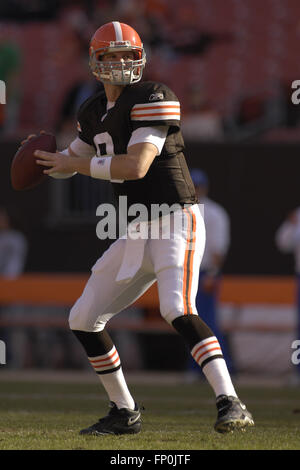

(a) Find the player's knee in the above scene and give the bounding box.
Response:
[68,286,97,332]
[69,300,88,331]
[159,298,184,325]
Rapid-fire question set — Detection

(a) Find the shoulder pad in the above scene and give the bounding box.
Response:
[128,81,179,104]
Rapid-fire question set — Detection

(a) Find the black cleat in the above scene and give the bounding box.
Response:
[214,395,254,433]
[79,401,142,436]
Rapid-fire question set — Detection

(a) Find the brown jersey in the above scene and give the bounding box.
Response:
[77,81,197,215]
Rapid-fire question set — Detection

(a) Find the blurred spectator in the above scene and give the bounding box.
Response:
[224,84,286,142]
[0,39,22,136]
[181,85,224,141]
[0,207,86,370]
[0,207,28,368]
[56,77,103,148]
[185,169,233,380]
[0,207,27,278]
[164,1,235,57]
[172,31,234,57]
[0,0,58,22]
[275,208,300,382]
[116,0,171,53]
[54,7,101,147]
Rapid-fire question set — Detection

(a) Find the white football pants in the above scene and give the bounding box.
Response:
[69,204,205,332]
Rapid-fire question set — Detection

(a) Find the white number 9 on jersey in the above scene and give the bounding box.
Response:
[93,131,123,184]
[94,131,114,157]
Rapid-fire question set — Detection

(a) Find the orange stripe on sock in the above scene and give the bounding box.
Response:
[195,347,222,363]
[92,355,120,370]
[89,349,118,364]
[192,340,219,357]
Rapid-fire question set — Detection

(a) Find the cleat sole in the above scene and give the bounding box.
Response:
[80,422,141,436]
[214,416,254,434]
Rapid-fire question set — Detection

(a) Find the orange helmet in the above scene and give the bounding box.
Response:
[89,22,146,85]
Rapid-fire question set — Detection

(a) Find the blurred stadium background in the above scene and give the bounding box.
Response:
[1,0,300,384]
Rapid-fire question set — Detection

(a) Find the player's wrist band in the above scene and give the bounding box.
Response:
[90,156,112,180]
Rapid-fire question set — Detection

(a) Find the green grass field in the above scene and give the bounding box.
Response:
[0,374,299,451]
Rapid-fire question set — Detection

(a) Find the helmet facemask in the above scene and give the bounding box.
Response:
[89,42,146,85]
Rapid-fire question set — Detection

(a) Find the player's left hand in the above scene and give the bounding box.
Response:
[34,150,74,175]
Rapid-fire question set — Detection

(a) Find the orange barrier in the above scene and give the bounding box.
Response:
[219,276,297,304]
[0,274,297,306]
[0,273,89,306]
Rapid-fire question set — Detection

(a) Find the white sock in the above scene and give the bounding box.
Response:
[191,336,237,398]
[98,368,135,410]
[88,346,135,410]
[202,358,237,398]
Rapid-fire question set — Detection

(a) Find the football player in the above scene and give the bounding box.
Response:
[34,21,254,435]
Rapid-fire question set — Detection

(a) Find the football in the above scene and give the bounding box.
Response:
[11,133,57,191]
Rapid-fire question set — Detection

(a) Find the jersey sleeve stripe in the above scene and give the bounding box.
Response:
[131,105,180,112]
[131,111,180,116]
[131,102,180,121]
[132,101,180,110]
[131,101,180,121]
[131,113,180,121]
[131,111,180,117]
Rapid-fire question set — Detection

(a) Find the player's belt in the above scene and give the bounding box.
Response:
[115,206,195,284]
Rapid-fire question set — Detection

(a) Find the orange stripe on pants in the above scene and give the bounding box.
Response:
[183,208,196,315]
